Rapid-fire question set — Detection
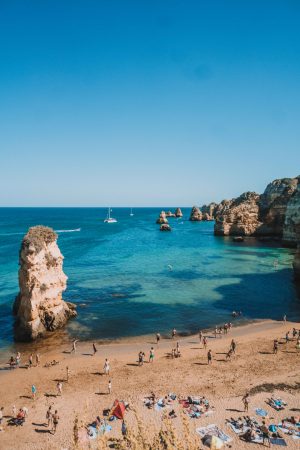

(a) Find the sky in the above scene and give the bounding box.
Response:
[0,0,300,207]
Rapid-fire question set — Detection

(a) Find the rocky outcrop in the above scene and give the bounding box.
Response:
[283,180,300,244]
[156,211,168,224]
[189,206,202,221]
[200,202,218,220]
[13,226,76,341]
[160,223,172,232]
[258,177,299,237]
[214,176,300,244]
[175,208,183,218]
[214,192,261,236]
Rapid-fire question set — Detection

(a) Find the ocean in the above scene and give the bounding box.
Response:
[0,207,299,351]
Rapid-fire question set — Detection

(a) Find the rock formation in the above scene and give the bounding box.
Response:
[214,192,261,236]
[13,226,77,341]
[213,176,300,244]
[200,202,218,220]
[156,211,168,224]
[283,180,300,244]
[165,211,176,218]
[160,223,172,232]
[189,206,202,221]
[175,208,183,218]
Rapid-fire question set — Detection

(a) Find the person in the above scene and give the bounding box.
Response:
[292,328,297,339]
[121,420,127,437]
[207,350,212,365]
[35,353,40,366]
[283,314,287,323]
[231,339,236,354]
[171,348,175,359]
[260,420,270,447]
[103,358,110,375]
[52,410,59,434]
[214,327,217,339]
[71,339,79,353]
[172,328,176,339]
[149,347,154,363]
[92,342,97,355]
[226,348,233,361]
[108,380,112,394]
[242,393,250,412]
[0,407,4,427]
[286,331,290,343]
[203,336,207,350]
[156,333,161,346]
[66,366,70,382]
[16,352,21,367]
[199,331,203,343]
[57,382,63,396]
[32,384,37,400]
[46,406,52,427]
[296,338,300,354]
[273,339,279,354]
[28,353,33,369]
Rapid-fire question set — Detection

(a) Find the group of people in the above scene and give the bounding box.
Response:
[273,327,300,354]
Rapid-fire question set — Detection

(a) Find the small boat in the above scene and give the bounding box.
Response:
[104,208,117,223]
[130,208,134,216]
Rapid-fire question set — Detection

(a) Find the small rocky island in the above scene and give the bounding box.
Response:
[13,226,77,341]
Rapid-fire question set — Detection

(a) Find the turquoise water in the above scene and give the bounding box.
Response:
[0,207,298,349]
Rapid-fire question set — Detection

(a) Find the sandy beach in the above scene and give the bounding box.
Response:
[0,320,299,449]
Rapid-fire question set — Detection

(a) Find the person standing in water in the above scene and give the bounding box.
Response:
[156,333,161,346]
[172,328,176,339]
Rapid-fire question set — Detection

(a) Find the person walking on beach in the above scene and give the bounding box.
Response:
[16,352,21,367]
[231,339,236,354]
[108,379,112,394]
[296,338,300,355]
[71,339,79,353]
[283,314,287,323]
[46,406,52,427]
[207,350,212,365]
[273,339,279,354]
[52,410,59,434]
[103,358,110,375]
[226,348,233,361]
[199,330,203,343]
[172,328,176,339]
[260,420,271,447]
[92,342,97,355]
[28,353,33,369]
[31,384,37,400]
[156,333,161,346]
[56,382,63,396]
[149,347,154,363]
[242,393,250,412]
[203,336,207,350]
[121,420,127,437]
[35,353,40,366]
[66,366,70,382]
[214,326,217,339]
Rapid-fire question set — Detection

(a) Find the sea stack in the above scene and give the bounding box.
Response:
[189,206,202,221]
[156,211,168,224]
[175,208,183,218]
[13,225,77,341]
[160,223,171,231]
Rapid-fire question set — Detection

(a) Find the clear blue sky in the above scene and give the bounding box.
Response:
[0,0,299,206]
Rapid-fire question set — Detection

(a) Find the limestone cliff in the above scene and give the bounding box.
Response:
[13,226,76,341]
[189,206,202,221]
[200,202,218,220]
[283,180,300,244]
[214,192,261,236]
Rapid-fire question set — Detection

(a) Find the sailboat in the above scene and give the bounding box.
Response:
[130,208,134,217]
[104,208,117,223]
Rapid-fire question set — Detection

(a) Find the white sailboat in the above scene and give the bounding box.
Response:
[104,208,117,223]
[130,208,134,216]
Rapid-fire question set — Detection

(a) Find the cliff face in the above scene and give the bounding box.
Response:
[213,176,300,245]
[258,178,299,237]
[214,192,261,236]
[283,181,300,244]
[200,202,218,220]
[13,226,76,341]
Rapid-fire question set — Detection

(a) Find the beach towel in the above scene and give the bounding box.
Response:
[255,408,268,417]
[196,424,232,443]
[269,438,287,446]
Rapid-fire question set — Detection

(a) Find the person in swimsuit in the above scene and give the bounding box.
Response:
[149,347,154,363]
[207,350,212,365]
[52,410,59,434]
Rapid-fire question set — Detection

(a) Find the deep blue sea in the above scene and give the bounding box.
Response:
[0,207,299,350]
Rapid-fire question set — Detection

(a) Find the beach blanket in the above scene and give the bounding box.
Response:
[269,438,287,446]
[196,424,232,443]
[268,398,287,411]
[255,408,268,417]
